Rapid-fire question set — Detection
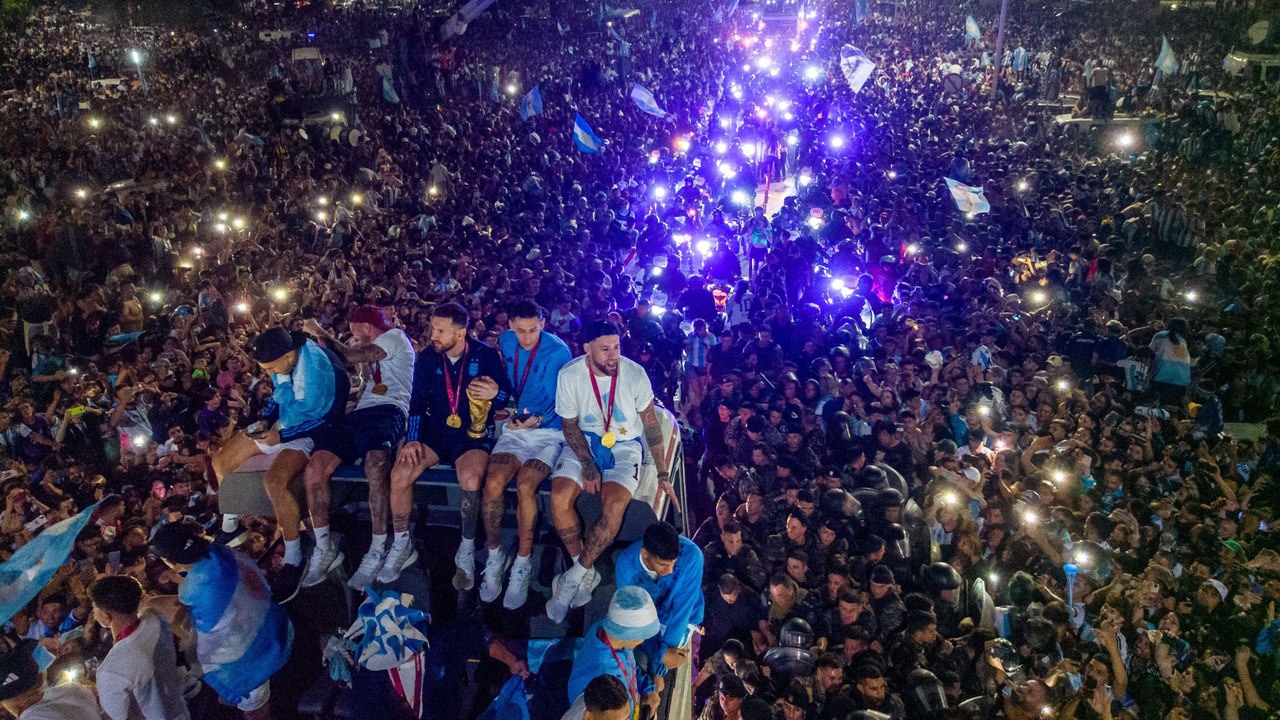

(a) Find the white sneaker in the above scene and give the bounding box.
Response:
[453,541,476,591]
[571,567,601,608]
[479,547,510,603]
[301,546,344,588]
[547,566,595,623]
[377,542,418,584]
[503,557,533,610]
[347,549,387,590]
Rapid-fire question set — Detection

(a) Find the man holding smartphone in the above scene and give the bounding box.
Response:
[478,301,573,608]
[210,327,348,603]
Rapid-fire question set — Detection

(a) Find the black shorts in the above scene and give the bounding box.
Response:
[420,427,495,466]
[313,405,406,463]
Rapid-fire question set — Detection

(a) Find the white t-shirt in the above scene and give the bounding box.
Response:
[357,329,415,414]
[96,612,191,720]
[19,683,104,720]
[555,356,655,443]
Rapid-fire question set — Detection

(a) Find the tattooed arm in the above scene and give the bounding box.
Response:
[562,416,602,493]
[303,319,387,365]
[640,402,679,512]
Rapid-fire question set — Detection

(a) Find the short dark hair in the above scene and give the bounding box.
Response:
[722,521,742,535]
[510,301,543,320]
[583,674,630,714]
[853,661,884,681]
[431,302,469,329]
[722,639,745,659]
[39,593,68,609]
[643,522,682,561]
[718,573,742,595]
[583,320,621,343]
[817,652,843,670]
[89,576,143,616]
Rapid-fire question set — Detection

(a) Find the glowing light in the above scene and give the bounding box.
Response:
[217,211,229,222]
[214,158,227,171]
[966,212,976,220]
[651,266,663,277]
[887,170,897,180]
[714,141,728,155]
[742,64,751,73]
[696,239,712,255]
[505,84,518,95]
[718,163,737,179]
[428,185,439,196]
[330,111,343,122]
[653,186,668,200]
[214,223,227,233]
[148,292,162,303]
[807,217,824,230]
[786,134,799,146]
[1052,470,1067,484]
[351,193,363,205]
[1117,132,1135,149]
[944,492,960,506]
[1184,290,1198,302]
[719,117,732,130]
[1031,290,1048,304]
[730,85,744,100]
[271,288,288,302]
[829,134,845,149]
[956,242,968,253]
[165,114,178,125]
[87,117,102,129]
[764,38,774,49]
[906,243,920,255]
[1017,179,1029,192]
[317,196,329,206]
[781,110,793,120]
[131,434,147,449]
[830,278,845,291]
[790,39,801,52]
[798,173,813,187]
[978,406,990,417]
[731,190,751,206]
[130,49,142,65]
[754,108,768,119]
[192,246,203,257]
[235,301,249,313]
[74,188,88,199]
[754,56,772,70]
[1075,549,1092,567]
[1023,509,1039,526]
[62,668,79,684]
[1056,379,1071,392]
[803,65,822,81]
[989,571,1000,584]
[232,217,247,230]
[314,211,327,222]
[148,116,159,126]
[675,137,691,153]
[16,209,30,221]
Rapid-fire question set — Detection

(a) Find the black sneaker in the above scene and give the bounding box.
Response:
[271,563,305,604]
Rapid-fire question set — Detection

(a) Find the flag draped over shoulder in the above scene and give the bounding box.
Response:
[0,503,99,624]
[181,545,294,704]
[944,177,991,214]
[839,45,877,94]
[1156,36,1179,75]
[520,85,543,121]
[965,15,981,42]
[572,113,605,153]
[630,84,667,117]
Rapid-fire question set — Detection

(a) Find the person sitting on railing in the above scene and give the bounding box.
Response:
[613,522,705,687]
[390,302,510,589]
[478,301,573,610]
[545,321,674,623]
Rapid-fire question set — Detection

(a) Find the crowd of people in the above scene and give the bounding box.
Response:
[0,0,1279,717]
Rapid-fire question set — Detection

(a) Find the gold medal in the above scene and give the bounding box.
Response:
[372,383,388,395]
[446,413,463,428]
[601,431,617,448]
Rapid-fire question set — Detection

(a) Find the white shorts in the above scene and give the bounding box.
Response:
[254,437,315,456]
[492,427,565,468]
[552,439,644,495]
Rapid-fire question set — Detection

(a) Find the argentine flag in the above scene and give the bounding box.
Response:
[839,45,876,94]
[964,15,981,42]
[182,544,294,704]
[944,177,991,215]
[1155,36,1179,75]
[572,113,605,153]
[630,84,667,117]
[0,502,99,624]
[520,85,543,121]
[854,0,870,24]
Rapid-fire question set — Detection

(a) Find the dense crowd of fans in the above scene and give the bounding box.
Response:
[0,0,1279,718]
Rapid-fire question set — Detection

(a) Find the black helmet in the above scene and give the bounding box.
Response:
[923,562,963,593]
[903,669,947,719]
[877,487,904,507]
[984,637,1021,675]
[780,618,815,649]
[853,466,889,491]
[846,713,892,720]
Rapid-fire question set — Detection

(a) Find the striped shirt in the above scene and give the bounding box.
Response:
[687,332,714,370]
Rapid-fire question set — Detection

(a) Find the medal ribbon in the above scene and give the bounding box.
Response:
[372,360,383,386]
[442,344,469,419]
[599,629,638,718]
[512,338,540,405]
[587,360,618,436]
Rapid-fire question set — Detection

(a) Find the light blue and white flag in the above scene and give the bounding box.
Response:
[87,50,97,69]
[181,545,293,704]
[572,113,605,153]
[965,15,981,42]
[854,0,870,24]
[839,45,876,94]
[630,84,667,117]
[382,76,401,103]
[520,85,543,121]
[944,177,991,214]
[0,503,98,624]
[1156,36,1179,75]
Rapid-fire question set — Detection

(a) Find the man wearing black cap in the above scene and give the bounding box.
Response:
[697,674,748,720]
[0,639,101,720]
[390,302,509,590]
[210,326,349,602]
[301,305,416,590]
[545,320,672,623]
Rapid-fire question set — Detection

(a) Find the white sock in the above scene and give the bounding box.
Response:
[512,554,532,568]
[314,525,332,552]
[221,515,239,534]
[284,538,303,565]
[458,536,475,555]
[393,530,411,548]
[565,560,587,581]
[372,534,388,553]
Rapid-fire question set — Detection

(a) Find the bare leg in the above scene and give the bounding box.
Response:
[211,432,263,485]
[514,461,550,557]
[549,476,583,559]
[364,449,392,537]
[264,450,309,542]
[454,449,490,541]
[579,482,632,569]
[303,450,341,530]
[390,445,439,533]
[481,453,520,550]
